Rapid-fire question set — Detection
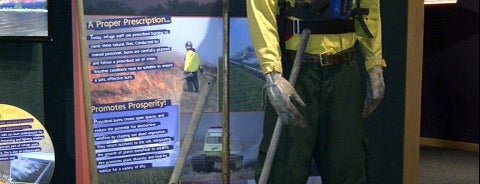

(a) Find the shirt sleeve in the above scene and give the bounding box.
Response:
[246,0,283,74]
[355,0,387,70]
[184,51,192,72]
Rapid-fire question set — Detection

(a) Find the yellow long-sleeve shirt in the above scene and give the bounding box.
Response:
[246,0,387,74]
[184,50,202,72]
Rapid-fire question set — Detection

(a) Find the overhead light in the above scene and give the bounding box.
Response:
[425,0,457,5]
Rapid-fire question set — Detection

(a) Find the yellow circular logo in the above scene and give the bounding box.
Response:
[0,104,55,184]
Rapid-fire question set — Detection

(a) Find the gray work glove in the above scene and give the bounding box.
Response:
[362,66,385,118]
[184,72,193,79]
[265,72,307,127]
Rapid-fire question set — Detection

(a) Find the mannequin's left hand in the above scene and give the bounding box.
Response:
[363,66,385,118]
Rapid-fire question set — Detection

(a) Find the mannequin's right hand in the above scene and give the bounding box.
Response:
[265,72,307,127]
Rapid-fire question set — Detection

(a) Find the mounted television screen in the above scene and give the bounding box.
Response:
[0,0,52,42]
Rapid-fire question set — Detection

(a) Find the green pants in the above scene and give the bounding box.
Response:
[255,53,368,184]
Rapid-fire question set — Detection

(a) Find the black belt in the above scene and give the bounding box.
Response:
[287,47,357,66]
[285,19,355,35]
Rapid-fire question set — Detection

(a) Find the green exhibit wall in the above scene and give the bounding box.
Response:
[0,43,44,122]
[0,0,76,183]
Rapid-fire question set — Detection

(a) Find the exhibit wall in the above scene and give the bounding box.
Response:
[73,0,412,184]
[0,44,57,184]
[0,0,428,183]
[0,3,60,182]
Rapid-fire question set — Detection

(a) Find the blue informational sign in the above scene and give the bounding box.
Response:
[92,99,179,174]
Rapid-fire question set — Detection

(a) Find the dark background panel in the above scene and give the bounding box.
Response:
[364,1,408,183]
[41,0,76,183]
[421,1,479,144]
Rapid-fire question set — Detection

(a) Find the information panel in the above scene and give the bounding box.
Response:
[92,99,178,174]
[80,1,262,183]
[0,104,55,184]
[84,15,187,175]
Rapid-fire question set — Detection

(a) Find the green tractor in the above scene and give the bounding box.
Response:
[191,126,244,172]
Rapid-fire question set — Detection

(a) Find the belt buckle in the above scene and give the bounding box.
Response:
[293,19,301,35]
[319,51,332,66]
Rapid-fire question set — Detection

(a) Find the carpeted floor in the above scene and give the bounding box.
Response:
[295,145,480,184]
[420,146,479,184]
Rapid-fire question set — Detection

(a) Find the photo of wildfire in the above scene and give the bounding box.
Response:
[88,51,219,113]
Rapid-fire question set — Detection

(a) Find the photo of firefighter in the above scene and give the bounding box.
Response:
[183,41,204,93]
